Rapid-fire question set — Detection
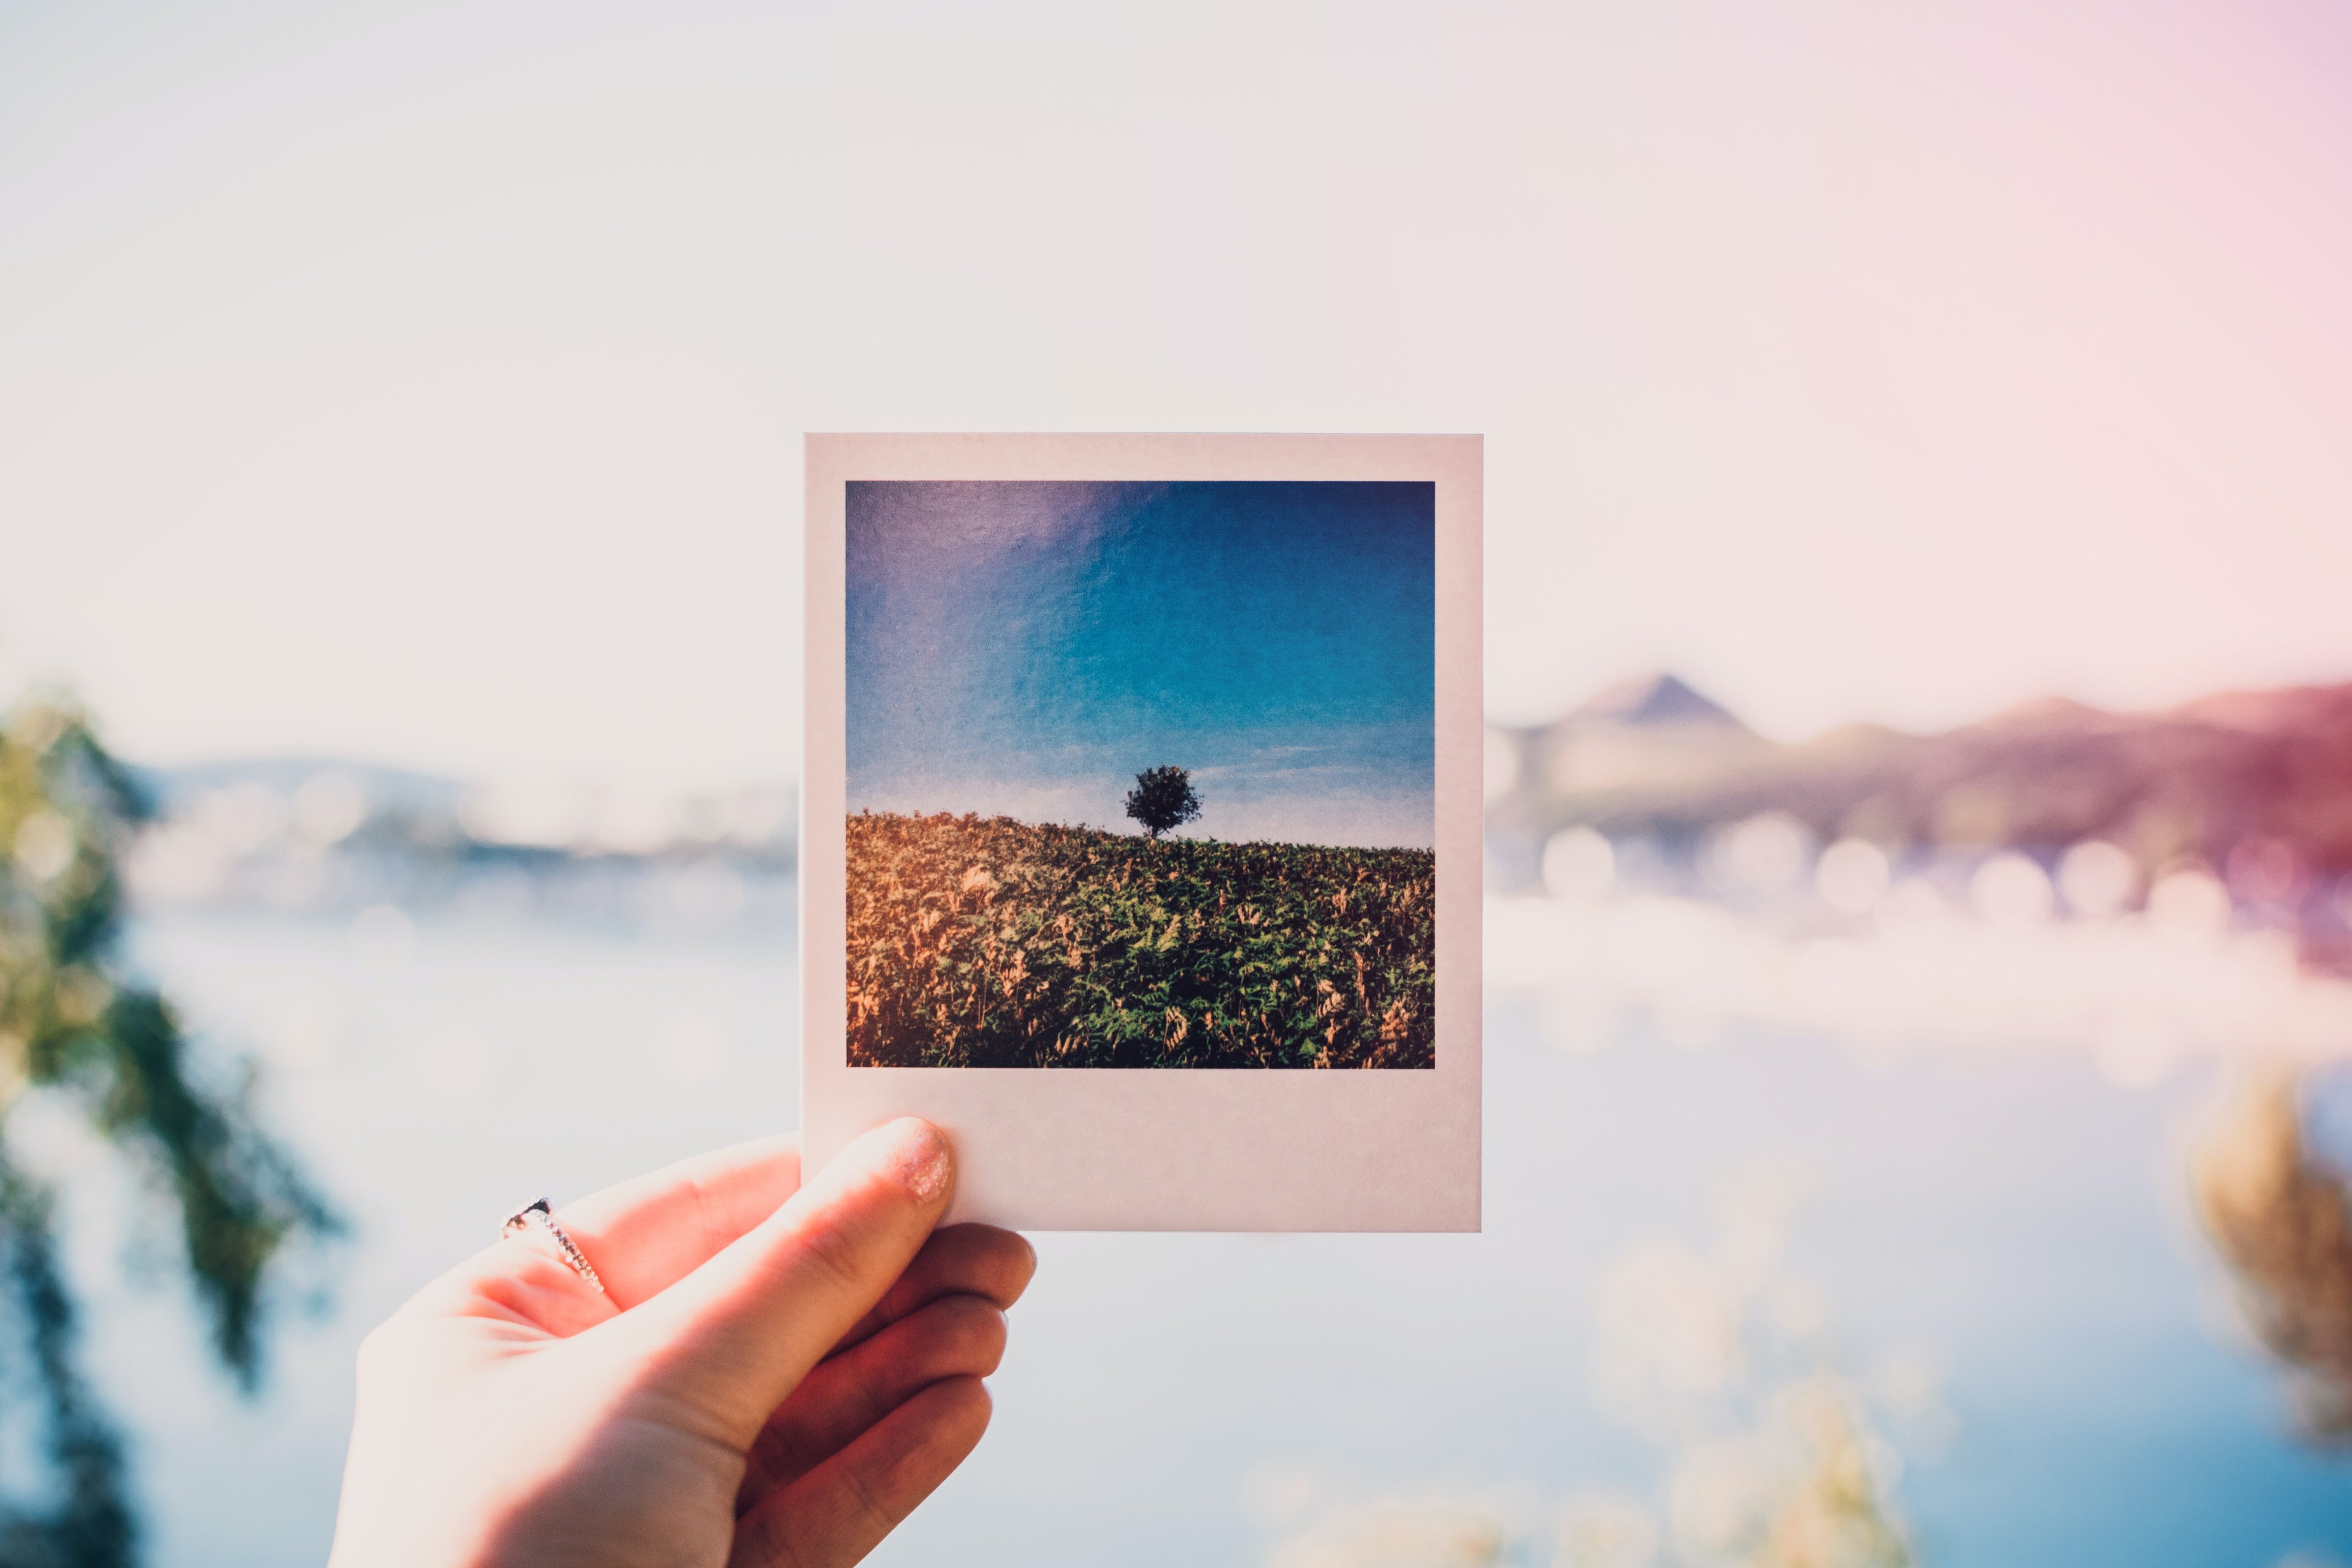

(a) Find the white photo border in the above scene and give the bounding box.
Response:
[803,434,1480,1231]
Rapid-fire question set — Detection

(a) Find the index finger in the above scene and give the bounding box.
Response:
[830,1224,1036,1355]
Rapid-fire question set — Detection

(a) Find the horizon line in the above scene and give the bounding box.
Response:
[847,805,1434,855]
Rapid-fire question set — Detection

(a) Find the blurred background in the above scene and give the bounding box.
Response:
[4,1,2351,1564]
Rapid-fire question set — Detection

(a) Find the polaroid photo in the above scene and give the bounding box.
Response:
[802,434,1481,1231]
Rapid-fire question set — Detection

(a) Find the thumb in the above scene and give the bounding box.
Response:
[592,1118,956,1444]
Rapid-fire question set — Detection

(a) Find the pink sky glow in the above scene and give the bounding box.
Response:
[1,0,2348,783]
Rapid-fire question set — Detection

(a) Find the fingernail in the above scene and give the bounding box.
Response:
[881,1120,954,1205]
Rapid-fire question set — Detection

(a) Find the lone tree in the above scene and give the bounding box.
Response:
[1124,765,1202,840]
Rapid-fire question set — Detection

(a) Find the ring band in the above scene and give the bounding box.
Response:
[502,1198,606,1294]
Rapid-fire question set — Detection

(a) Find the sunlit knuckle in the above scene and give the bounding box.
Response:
[680,1164,728,1260]
[789,1213,876,1298]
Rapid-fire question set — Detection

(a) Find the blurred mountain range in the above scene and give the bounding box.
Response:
[1487,672,2352,915]
[125,669,2352,939]
[121,758,794,925]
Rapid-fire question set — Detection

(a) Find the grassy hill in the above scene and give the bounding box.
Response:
[845,812,1436,1069]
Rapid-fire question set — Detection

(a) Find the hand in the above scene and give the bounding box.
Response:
[327,1118,1035,1568]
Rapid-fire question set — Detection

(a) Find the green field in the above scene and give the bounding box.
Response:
[846,812,1436,1069]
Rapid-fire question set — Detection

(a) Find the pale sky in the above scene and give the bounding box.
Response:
[3,0,2348,786]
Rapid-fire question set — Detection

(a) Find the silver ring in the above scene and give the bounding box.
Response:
[502,1198,606,1294]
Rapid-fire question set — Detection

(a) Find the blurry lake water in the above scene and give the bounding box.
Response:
[62,892,2352,1565]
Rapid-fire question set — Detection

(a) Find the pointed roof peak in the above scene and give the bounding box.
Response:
[1566,671,1748,731]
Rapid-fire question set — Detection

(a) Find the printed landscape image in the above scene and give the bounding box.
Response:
[845,479,1436,1069]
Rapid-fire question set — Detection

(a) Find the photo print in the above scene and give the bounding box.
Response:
[844,479,1436,1070]
[803,434,1480,1231]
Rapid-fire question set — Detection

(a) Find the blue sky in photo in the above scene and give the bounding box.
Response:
[845,480,1434,848]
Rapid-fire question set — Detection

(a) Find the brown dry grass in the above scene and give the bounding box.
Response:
[846,812,1436,1069]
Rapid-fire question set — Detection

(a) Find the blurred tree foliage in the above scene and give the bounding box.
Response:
[2193,1069,2352,1441]
[0,694,338,1566]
